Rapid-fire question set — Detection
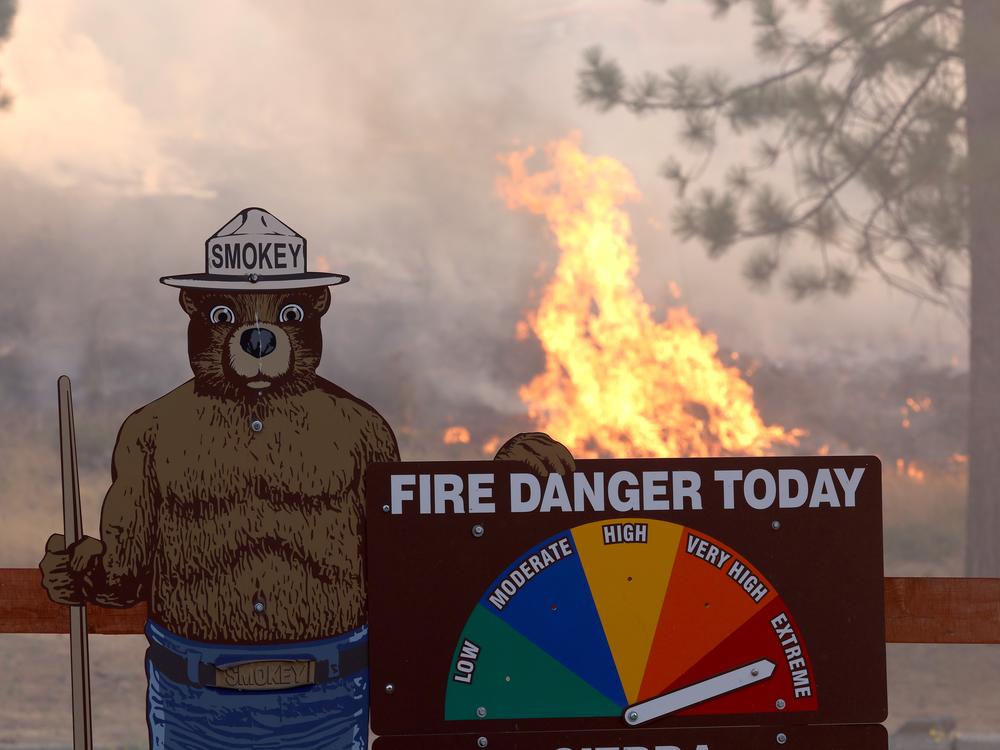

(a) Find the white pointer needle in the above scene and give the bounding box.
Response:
[624,658,776,726]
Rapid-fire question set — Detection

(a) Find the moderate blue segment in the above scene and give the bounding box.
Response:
[478,531,626,707]
[145,620,368,750]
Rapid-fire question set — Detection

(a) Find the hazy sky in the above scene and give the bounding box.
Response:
[0,0,968,411]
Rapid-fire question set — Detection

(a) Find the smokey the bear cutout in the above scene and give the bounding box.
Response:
[39,207,573,750]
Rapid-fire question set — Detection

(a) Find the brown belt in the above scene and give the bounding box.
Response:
[147,641,368,691]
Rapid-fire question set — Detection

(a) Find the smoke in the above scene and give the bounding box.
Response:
[0,0,968,433]
[0,1,13,42]
[0,0,13,107]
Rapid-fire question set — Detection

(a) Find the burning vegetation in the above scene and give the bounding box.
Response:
[494,135,800,459]
[443,426,471,445]
[438,136,964,489]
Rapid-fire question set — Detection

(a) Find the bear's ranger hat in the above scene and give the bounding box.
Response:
[160,207,349,290]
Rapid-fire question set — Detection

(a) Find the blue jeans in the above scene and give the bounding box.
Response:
[145,620,369,750]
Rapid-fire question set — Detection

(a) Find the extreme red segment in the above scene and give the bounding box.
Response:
[663,597,819,716]
[638,526,778,700]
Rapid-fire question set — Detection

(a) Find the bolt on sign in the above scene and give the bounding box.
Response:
[366,457,888,750]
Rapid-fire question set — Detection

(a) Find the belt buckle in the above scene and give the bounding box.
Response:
[213,659,317,691]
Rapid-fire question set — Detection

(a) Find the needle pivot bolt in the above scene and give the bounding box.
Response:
[777,732,788,744]
[476,706,487,718]
[776,698,786,710]
[477,738,488,748]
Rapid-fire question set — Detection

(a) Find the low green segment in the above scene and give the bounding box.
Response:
[445,604,624,720]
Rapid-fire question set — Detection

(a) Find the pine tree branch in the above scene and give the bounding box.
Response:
[813,2,953,169]
[740,54,948,244]
[854,186,960,310]
[582,0,968,315]
[618,0,938,113]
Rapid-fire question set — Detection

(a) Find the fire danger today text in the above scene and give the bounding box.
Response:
[387,466,866,515]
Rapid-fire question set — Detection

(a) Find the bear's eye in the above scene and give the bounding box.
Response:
[209,305,236,324]
[279,303,305,323]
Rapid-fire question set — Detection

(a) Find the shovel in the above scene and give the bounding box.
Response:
[58,376,93,750]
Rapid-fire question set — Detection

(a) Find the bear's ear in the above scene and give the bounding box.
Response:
[178,290,200,317]
[310,287,331,317]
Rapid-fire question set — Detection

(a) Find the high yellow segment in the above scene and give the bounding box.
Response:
[572,519,683,703]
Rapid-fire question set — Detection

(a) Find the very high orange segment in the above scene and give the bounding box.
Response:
[638,526,778,700]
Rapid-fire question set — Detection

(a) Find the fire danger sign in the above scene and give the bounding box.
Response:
[366,456,887,744]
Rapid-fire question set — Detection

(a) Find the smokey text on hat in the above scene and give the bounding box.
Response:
[204,208,307,278]
[208,240,305,274]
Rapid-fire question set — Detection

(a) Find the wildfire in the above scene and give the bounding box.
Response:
[895,458,927,482]
[900,395,932,429]
[497,135,800,459]
[482,435,503,455]
[442,426,471,445]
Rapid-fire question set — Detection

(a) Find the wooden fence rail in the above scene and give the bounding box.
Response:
[1,569,998,643]
[0,568,146,635]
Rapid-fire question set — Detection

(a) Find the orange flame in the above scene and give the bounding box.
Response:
[482,435,503,456]
[497,135,800,458]
[901,395,932,429]
[905,396,933,413]
[895,458,926,482]
[442,426,471,445]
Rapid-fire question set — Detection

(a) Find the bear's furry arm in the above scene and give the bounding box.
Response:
[349,406,399,525]
[86,411,157,607]
[368,411,401,464]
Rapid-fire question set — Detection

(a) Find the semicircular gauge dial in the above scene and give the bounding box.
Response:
[444,519,818,724]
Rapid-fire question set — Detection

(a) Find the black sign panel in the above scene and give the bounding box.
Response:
[373,724,889,750]
[366,457,886,736]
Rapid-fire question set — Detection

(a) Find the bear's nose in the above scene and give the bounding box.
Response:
[240,327,277,358]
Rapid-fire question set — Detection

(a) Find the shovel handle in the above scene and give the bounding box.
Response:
[58,376,93,750]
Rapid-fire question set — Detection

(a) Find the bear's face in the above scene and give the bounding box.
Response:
[179,288,331,398]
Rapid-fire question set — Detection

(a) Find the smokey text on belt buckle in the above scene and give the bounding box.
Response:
[214,659,317,690]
